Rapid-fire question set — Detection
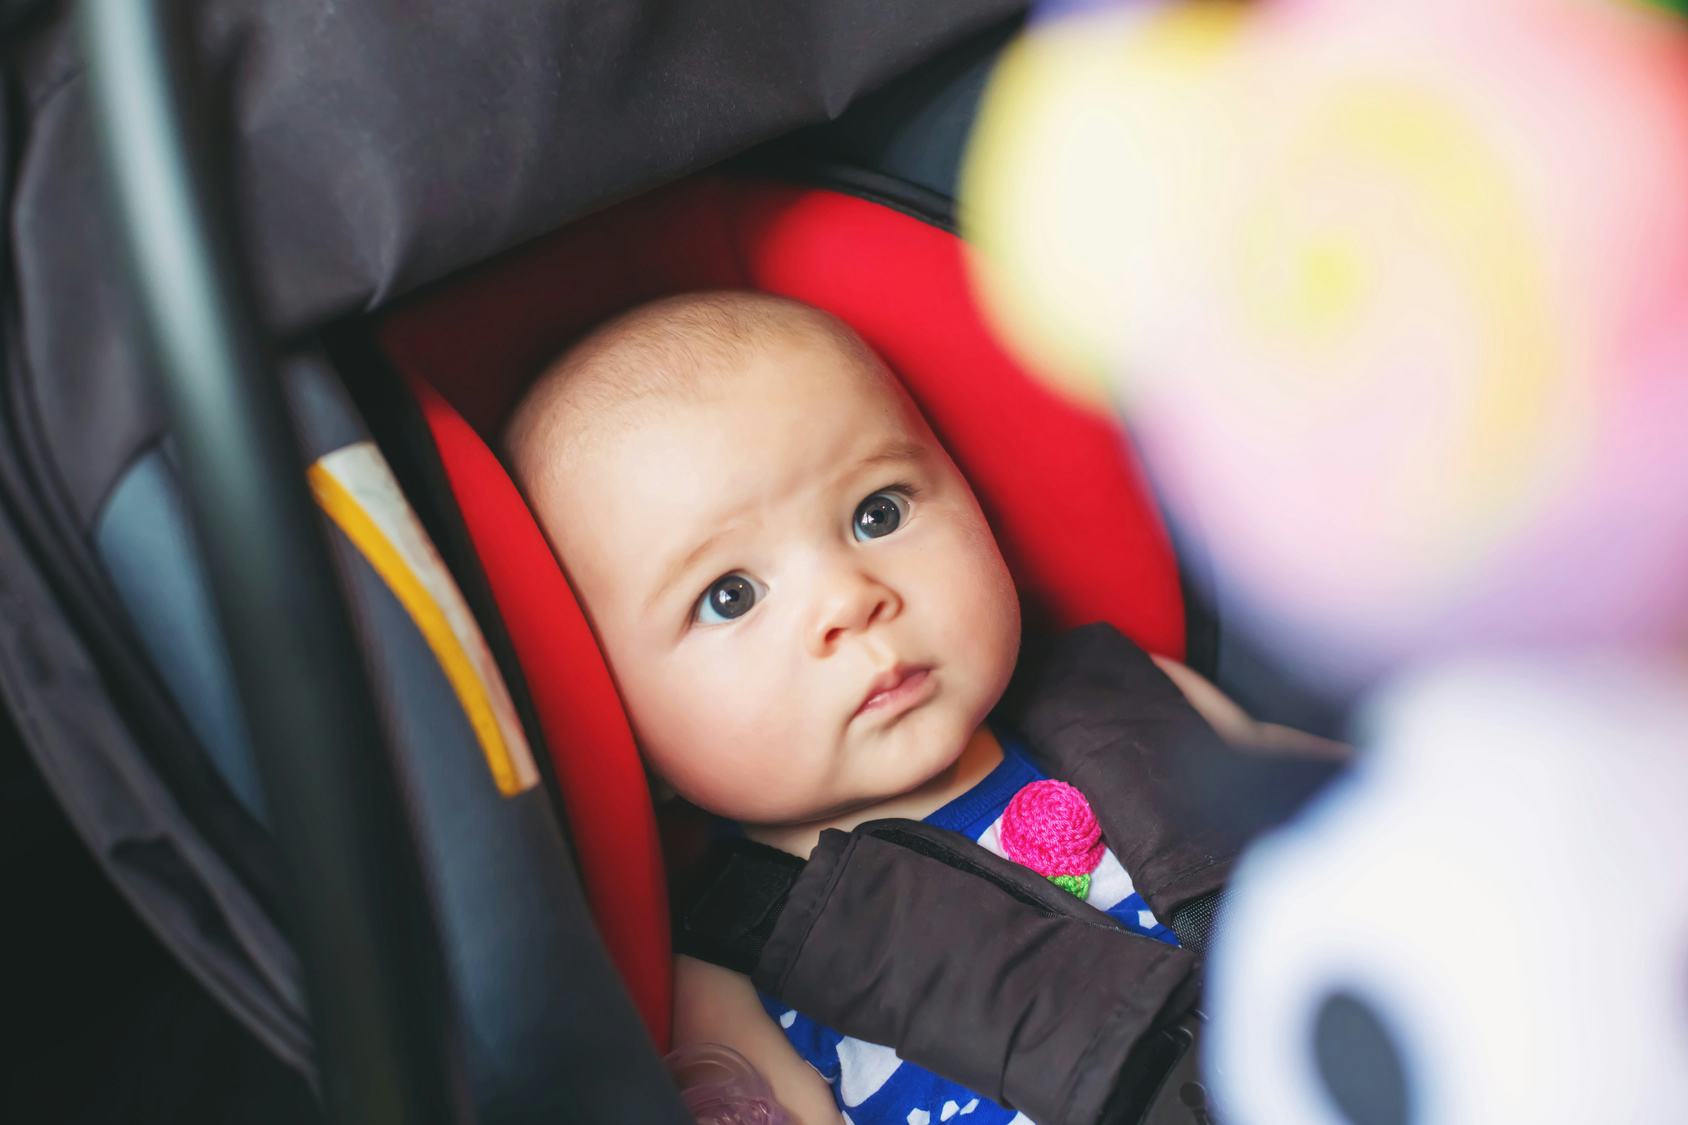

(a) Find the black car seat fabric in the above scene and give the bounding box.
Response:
[44,349,679,1119]
[281,366,680,1119]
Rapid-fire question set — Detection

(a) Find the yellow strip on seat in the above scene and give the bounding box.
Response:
[308,443,538,797]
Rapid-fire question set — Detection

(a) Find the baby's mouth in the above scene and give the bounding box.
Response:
[854,665,934,719]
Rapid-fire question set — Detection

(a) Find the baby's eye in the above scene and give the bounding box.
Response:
[694,572,765,625]
[852,489,911,542]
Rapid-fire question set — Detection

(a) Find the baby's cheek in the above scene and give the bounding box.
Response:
[942,521,1019,625]
[641,718,770,820]
[626,664,726,757]
[673,657,798,758]
[937,530,1021,703]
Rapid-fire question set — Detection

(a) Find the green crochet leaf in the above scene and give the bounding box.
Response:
[1049,873,1091,901]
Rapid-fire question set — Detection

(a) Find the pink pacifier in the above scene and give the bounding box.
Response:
[664,1043,793,1125]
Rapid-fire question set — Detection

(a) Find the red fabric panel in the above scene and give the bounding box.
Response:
[405,374,674,1048]
[723,184,1185,652]
[375,175,1185,1051]
[379,181,744,436]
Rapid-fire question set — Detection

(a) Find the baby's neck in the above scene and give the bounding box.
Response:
[746,726,1005,859]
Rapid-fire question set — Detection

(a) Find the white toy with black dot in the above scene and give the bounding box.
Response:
[1206,656,1688,1124]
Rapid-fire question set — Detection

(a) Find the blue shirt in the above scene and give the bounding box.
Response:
[758,737,1179,1125]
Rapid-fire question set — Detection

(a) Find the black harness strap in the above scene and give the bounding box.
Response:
[672,836,805,976]
[1166,888,1229,958]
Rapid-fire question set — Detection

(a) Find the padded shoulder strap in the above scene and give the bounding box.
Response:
[773,820,1202,1125]
[676,821,1216,1125]
[1002,623,1345,936]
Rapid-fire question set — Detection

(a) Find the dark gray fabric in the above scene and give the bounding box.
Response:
[326,512,682,1122]
[37,325,690,1112]
[0,495,312,1073]
[754,819,1199,1125]
[94,445,269,821]
[87,354,373,826]
[7,0,1025,530]
[781,19,1018,202]
[1165,510,1354,739]
[0,0,53,36]
[284,353,370,464]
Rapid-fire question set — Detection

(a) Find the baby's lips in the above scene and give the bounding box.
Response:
[853,664,929,717]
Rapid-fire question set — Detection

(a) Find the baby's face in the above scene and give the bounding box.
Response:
[528,332,1021,829]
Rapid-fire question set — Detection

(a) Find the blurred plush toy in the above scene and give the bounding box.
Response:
[965,0,1688,685]
[1206,656,1688,1124]
[964,2,1688,1121]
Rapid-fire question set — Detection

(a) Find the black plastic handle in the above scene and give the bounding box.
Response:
[78,4,470,1123]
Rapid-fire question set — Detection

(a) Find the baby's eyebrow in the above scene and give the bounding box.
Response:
[848,440,926,477]
[645,526,732,616]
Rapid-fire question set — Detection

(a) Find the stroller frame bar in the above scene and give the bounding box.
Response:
[79,3,471,1122]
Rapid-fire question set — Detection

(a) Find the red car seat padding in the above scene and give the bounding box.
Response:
[377,176,1185,1049]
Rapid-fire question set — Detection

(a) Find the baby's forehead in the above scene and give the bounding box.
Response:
[561,325,904,447]
[506,296,929,559]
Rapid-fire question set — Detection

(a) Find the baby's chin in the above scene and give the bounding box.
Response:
[654,700,992,828]
[700,785,890,831]
[818,726,985,821]
[695,767,944,834]
[658,772,840,829]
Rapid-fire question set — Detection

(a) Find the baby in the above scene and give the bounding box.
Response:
[504,291,1322,1124]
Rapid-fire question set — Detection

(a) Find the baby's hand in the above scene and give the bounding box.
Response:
[1152,655,1351,759]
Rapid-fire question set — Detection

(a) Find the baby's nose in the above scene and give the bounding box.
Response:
[808,571,900,657]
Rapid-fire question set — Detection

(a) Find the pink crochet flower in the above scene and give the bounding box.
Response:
[999,779,1104,900]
